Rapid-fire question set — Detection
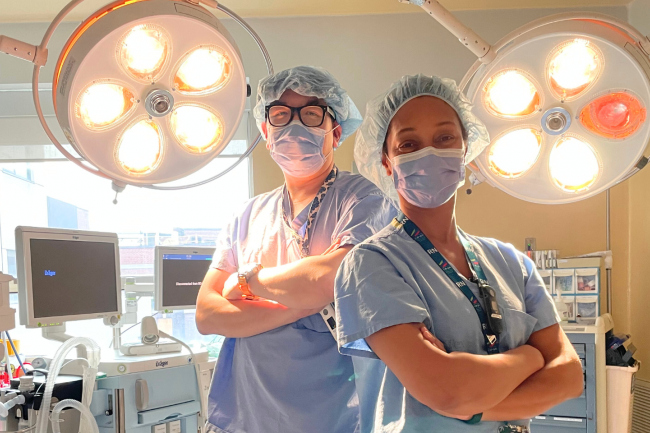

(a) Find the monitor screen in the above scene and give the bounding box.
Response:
[29,238,119,319]
[160,253,212,309]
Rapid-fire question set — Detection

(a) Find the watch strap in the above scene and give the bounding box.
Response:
[238,264,263,300]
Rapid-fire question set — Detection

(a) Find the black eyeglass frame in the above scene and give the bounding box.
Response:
[265,104,337,128]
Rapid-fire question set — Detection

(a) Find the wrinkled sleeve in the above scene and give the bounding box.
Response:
[334,245,428,352]
[332,192,396,248]
[210,216,239,274]
[521,253,561,332]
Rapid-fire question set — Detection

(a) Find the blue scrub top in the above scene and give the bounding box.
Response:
[206,170,397,433]
[334,224,560,433]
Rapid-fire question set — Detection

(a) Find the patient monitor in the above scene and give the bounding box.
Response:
[154,246,214,312]
[14,226,122,355]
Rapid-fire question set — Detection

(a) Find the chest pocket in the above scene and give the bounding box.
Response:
[499,308,538,352]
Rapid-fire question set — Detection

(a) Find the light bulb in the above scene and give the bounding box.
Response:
[117,119,162,174]
[579,92,646,139]
[548,39,602,100]
[484,70,540,117]
[549,136,600,192]
[173,46,231,94]
[488,128,542,178]
[77,83,134,130]
[119,25,169,81]
[170,105,223,153]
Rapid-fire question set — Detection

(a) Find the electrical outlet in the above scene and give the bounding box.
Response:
[525,237,536,251]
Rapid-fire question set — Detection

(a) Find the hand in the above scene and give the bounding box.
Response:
[221,273,244,300]
[419,326,447,352]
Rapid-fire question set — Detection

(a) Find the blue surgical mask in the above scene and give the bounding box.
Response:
[268,121,337,178]
[390,146,466,209]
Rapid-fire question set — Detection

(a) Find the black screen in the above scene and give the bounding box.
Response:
[29,239,119,319]
[161,255,212,308]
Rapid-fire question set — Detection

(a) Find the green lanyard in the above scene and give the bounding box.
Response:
[392,212,500,354]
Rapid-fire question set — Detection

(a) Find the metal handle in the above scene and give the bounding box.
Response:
[115,389,125,433]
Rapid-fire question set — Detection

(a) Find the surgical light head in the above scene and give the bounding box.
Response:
[355,74,490,202]
[462,21,650,204]
[253,66,363,143]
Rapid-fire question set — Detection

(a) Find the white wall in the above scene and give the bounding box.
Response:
[629,0,650,34]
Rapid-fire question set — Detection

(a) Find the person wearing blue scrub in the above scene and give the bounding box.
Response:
[334,75,584,432]
[196,66,397,433]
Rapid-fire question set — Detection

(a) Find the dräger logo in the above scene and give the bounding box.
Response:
[44,270,56,277]
[156,361,169,368]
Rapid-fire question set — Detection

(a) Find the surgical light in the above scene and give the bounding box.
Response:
[401,0,650,205]
[0,0,273,192]
[463,21,650,205]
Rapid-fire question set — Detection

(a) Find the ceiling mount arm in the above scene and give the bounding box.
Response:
[399,0,496,63]
[0,35,47,66]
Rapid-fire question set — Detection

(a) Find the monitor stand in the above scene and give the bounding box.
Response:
[41,323,87,359]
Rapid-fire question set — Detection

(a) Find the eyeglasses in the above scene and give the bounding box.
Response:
[265,104,336,128]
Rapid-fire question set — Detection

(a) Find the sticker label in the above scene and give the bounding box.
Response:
[553,417,584,422]
[169,420,181,433]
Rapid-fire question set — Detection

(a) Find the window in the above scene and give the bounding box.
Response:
[6,250,16,278]
[0,143,251,356]
[2,165,34,183]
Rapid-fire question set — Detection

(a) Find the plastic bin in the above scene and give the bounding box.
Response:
[606,363,640,433]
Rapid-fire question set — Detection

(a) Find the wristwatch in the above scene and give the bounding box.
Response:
[237,263,263,300]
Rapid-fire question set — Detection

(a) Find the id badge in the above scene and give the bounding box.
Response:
[479,283,504,336]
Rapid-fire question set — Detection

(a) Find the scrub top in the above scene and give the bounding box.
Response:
[334,223,560,433]
[206,170,397,433]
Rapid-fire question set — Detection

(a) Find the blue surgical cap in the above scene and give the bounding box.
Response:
[253,66,363,143]
[354,74,490,201]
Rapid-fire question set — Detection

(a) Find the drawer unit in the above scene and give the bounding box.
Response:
[532,415,587,433]
[531,317,612,433]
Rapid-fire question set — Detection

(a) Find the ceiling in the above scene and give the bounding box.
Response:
[0,0,632,23]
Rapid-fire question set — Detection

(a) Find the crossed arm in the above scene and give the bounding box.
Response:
[482,324,584,420]
[366,322,583,420]
[195,245,352,338]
